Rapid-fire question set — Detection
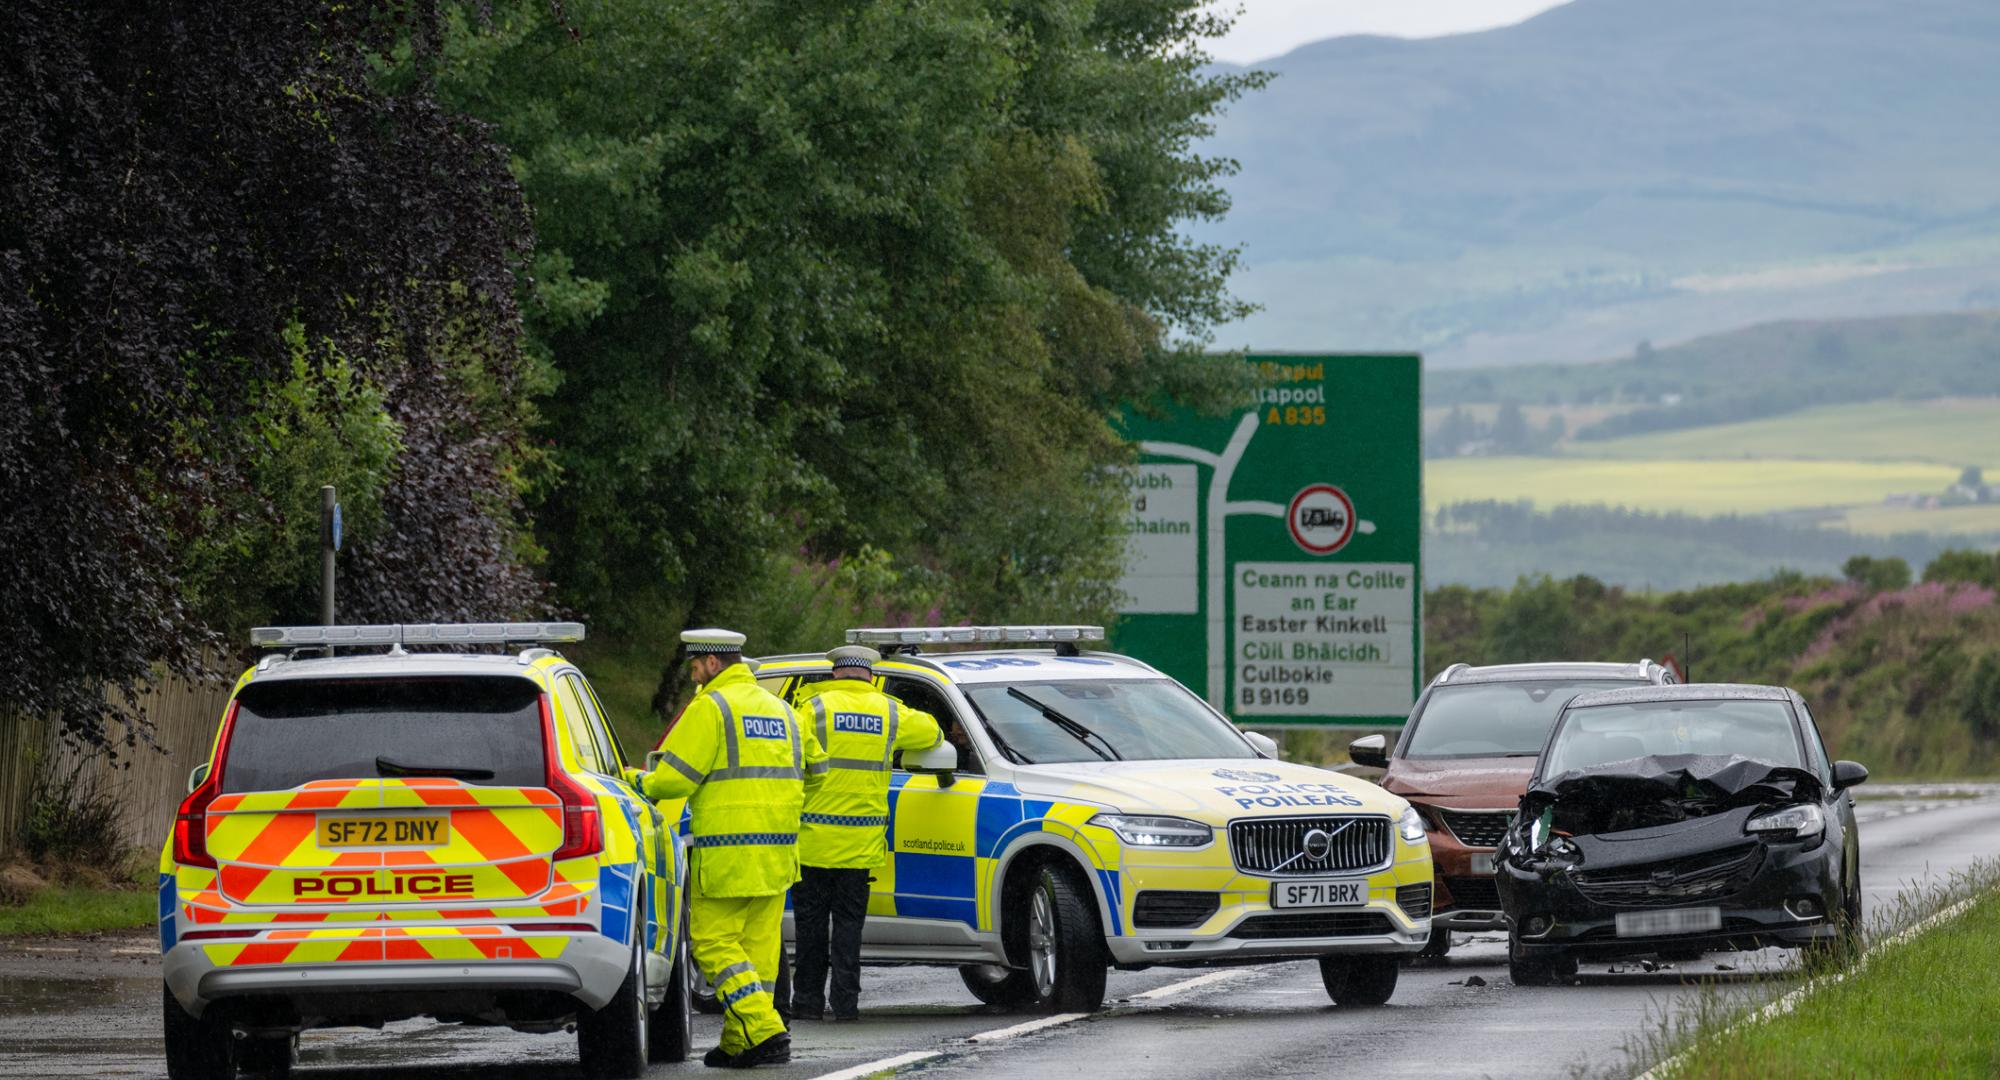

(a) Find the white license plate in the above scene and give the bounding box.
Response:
[1614,907,1722,938]
[1271,879,1367,909]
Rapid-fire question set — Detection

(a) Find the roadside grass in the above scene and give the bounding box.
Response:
[1579,399,2000,469]
[0,884,154,937]
[1635,859,2000,1079]
[1426,456,1961,516]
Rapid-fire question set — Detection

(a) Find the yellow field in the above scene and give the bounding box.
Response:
[1839,502,2000,537]
[1425,457,1964,515]
[1579,399,2000,467]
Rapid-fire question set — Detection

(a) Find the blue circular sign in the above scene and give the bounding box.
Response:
[331,503,343,552]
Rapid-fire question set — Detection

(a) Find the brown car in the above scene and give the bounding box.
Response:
[1347,660,1677,957]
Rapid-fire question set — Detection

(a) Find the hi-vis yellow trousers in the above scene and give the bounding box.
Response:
[689,889,788,1054]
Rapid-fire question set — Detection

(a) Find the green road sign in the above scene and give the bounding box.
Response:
[1111,354,1423,727]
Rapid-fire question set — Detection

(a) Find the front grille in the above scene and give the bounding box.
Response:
[1229,912,1394,940]
[1438,809,1513,848]
[1442,875,1501,911]
[1133,891,1221,929]
[1229,816,1390,875]
[1571,844,1762,908]
[1397,883,1432,920]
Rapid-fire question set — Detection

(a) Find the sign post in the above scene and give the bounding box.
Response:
[1112,354,1423,727]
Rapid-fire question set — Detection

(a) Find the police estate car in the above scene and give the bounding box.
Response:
[755,625,1433,1011]
[159,623,688,1080]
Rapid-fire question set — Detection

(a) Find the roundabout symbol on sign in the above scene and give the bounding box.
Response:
[1288,484,1356,556]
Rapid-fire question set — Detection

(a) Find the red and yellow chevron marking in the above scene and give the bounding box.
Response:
[201,779,563,906]
[198,926,571,967]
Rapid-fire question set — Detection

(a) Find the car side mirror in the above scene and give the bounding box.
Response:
[1832,760,1869,791]
[1347,733,1389,770]
[1244,731,1279,759]
[907,741,959,788]
[186,763,210,794]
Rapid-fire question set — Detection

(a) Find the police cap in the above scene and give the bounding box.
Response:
[826,644,881,673]
[681,628,747,654]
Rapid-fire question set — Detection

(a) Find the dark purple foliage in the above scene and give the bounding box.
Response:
[0,1,543,751]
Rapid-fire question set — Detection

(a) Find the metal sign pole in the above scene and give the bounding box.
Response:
[320,485,338,628]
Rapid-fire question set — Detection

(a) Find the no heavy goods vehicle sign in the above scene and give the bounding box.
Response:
[1113,354,1422,727]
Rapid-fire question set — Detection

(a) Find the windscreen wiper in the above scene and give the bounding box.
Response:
[375,756,496,781]
[1007,688,1122,761]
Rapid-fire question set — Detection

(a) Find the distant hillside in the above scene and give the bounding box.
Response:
[1427,310,2000,435]
[1200,0,2000,365]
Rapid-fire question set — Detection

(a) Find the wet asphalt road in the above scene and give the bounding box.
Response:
[4,785,1995,1080]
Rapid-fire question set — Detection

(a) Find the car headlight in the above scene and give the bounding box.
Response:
[1089,814,1213,848]
[1746,804,1825,840]
[1397,806,1426,843]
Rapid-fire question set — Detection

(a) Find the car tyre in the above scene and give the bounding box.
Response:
[162,985,235,1080]
[1319,955,1398,1006]
[1507,939,1576,987]
[1415,928,1452,962]
[1026,862,1108,1013]
[648,935,694,1063]
[958,964,1041,1008]
[235,1034,294,1078]
[579,925,649,1079]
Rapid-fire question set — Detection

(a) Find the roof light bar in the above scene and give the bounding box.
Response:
[845,625,1105,647]
[250,622,586,649]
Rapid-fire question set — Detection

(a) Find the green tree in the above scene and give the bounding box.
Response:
[443,0,1263,685]
[1924,549,2000,590]
[1843,555,1913,593]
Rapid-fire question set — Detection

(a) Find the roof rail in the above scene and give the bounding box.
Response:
[1434,662,1471,684]
[250,622,586,651]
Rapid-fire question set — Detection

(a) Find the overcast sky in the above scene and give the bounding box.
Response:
[1205,0,1572,64]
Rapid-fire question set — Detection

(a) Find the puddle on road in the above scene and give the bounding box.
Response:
[0,973,144,1012]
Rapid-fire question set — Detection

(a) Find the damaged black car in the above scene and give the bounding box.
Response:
[1495,683,1867,985]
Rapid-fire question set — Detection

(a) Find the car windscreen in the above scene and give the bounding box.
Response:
[1403,679,1635,759]
[962,679,1255,764]
[222,676,546,792]
[1541,699,1803,777]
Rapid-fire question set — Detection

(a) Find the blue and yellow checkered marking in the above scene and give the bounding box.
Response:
[876,775,1123,936]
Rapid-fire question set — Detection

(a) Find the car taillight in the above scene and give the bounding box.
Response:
[173,701,238,869]
[541,694,602,861]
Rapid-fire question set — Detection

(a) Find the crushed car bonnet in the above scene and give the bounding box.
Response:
[1523,753,1822,835]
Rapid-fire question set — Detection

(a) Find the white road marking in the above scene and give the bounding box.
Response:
[965,1012,1087,1042]
[1125,967,1259,1002]
[807,1049,944,1080]
[807,967,1269,1078]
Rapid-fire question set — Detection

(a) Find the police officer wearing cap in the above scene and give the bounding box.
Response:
[630,629,828,1068]
[789,645,942,1021]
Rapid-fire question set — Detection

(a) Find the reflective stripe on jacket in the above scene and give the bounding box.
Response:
[641,663,828,896]
[793,678,942,869]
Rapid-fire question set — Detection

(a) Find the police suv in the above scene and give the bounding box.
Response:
[754,625,1433,1010]
[159,623,688,1080]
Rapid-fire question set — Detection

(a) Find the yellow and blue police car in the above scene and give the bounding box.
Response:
[158,623,688,1080]
[754,625,1433,1011]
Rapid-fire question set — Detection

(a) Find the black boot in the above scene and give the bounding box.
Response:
[703,1046,735,1068]
[729,1032,793,1068]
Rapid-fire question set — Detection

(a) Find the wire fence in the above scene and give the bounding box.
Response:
[0,675,231,859]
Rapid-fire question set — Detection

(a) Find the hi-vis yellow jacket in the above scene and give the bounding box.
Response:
[793,678,941,869]
[638,663,827,897]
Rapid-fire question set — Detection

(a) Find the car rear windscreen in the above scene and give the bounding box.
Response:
[1404,679,1636,758]
[222,677,545,792]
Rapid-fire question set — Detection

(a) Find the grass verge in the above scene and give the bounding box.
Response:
[0,885,155,937]
[1639,859,2000,1079]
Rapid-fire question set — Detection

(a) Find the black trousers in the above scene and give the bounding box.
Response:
[791,866,871,1015]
